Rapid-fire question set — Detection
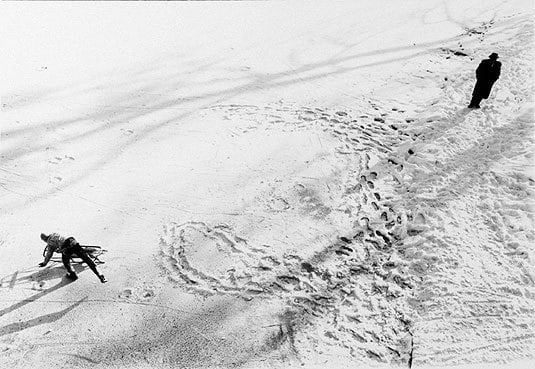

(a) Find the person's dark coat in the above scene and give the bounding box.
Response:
[473,58,501,99]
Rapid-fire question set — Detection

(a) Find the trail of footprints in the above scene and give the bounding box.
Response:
[158,104,428,364]
[158,20,533,365]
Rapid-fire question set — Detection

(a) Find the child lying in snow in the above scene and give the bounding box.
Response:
[39,233,107,283]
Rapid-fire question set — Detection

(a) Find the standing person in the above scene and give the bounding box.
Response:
[39,233,107,283]
[468,52,501,109]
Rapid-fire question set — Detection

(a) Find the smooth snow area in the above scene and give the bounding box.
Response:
[1,1,534,368]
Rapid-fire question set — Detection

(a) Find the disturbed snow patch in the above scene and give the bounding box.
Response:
[158,102,421,365]
[159,16,534,368]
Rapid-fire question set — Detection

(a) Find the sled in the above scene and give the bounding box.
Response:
[42,244,107,264]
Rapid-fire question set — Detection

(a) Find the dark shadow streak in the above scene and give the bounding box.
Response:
[0,277,73,317]
[60,354,100,364]
[407,108,534,203]
[3,16,531,214]
[0,296,87,337]
[2,32,464,144]
[1,264,87,291]
[3,46,446,212]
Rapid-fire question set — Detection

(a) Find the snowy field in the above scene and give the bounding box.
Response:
[1,1,534,368]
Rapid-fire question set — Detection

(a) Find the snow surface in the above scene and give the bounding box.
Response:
[1,1,534,368]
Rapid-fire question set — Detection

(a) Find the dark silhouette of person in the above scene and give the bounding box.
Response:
[468,52,501,108]
[39,233,107,283]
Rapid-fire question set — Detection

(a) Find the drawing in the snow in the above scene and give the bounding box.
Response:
[1,1,533,368]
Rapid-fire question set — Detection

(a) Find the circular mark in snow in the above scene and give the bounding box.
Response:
[159,222,262,294]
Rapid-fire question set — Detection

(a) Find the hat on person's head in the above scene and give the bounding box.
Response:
[489,52,499,59]
[40,233,49,242]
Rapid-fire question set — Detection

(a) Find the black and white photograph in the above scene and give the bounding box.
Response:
[1,1,533,368]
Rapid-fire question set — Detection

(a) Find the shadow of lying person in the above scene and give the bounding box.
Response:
[0,264,87,291]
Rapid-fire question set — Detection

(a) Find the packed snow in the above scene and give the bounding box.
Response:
[1,1,534,368]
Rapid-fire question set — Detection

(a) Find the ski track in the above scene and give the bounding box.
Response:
[156,16,534,367]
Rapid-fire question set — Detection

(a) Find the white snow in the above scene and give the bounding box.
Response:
[1,1,534,368]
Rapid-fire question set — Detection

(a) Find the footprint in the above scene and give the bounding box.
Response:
[350,183,362,192]
[32,280,46,291]
[261,256,281,266]
[277,275,300,288]
[375,230,391,244]
[256,262,272,271]
[336,245,353,256]
[301,262,314,273]
[358,217,370,228]
[119,288,133,299]
[353,230,366,240]
[141,289,155,300]
[407,228,423,236]
[119,287,154,301]
[266,197,290,212]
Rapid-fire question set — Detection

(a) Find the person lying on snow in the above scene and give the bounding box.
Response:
[39,233,107,283]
